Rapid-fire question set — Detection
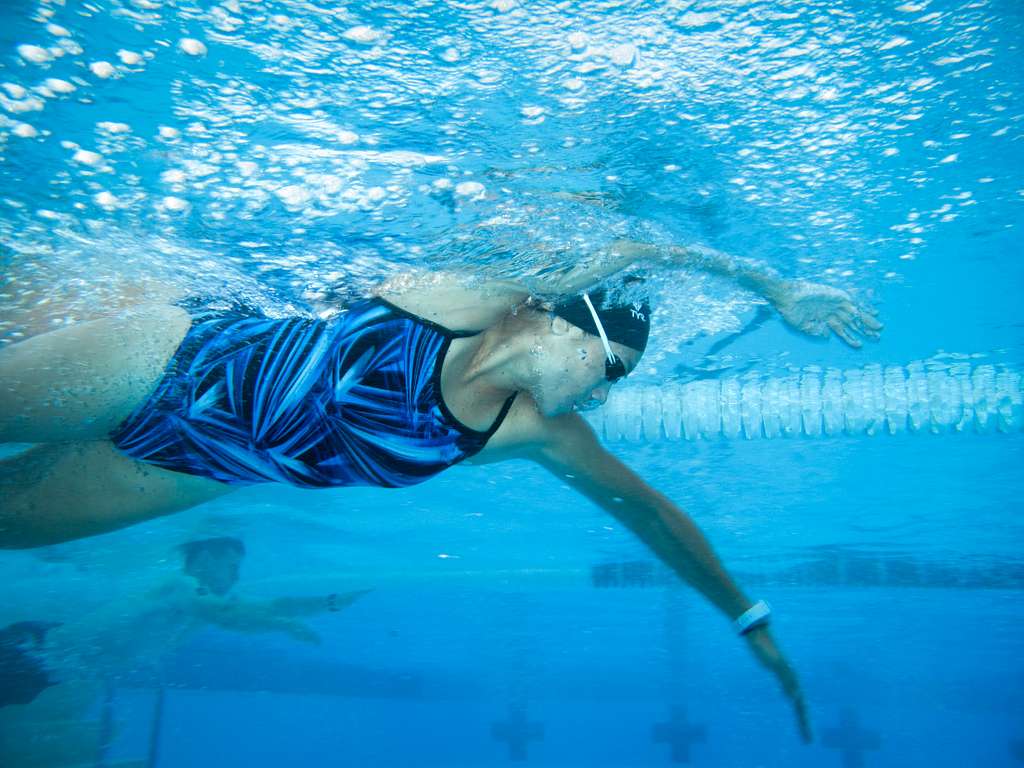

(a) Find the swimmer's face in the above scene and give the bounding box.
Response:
[531,316,642,417]
[185,549,243,596]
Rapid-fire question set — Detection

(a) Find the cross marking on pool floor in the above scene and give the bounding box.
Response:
[491,705,544,761]
[652,705,707,764]
[823,707,881,768]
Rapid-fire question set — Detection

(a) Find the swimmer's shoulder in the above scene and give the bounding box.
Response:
[374,271,530,331]
[467,394,591,465]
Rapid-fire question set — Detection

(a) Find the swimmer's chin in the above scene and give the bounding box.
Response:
[567,401,603,415]
[536,401,572,418]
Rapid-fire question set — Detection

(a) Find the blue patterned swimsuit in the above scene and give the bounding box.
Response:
[110,297,517,488]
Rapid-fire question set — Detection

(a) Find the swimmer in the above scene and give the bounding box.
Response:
[168,536,369,644]
[0,537,368,702]
[0,238,882,740]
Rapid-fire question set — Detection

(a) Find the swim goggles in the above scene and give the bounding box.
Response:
[582,292,627,383]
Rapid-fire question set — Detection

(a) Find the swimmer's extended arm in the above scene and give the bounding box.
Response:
[535,413,753,617]
[530,412,812,742]
[515,238,767,296]
[588,240,882,348]
[372,240,645,328]
[378,237,878,347]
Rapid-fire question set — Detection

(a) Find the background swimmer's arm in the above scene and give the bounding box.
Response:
[269,589,372,617]
[193,600,322,644]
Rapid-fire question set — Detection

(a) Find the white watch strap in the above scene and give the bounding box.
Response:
[734,599,772,635]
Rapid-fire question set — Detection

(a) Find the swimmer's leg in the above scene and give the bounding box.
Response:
[0,304,190,443]
[0,441,232,549]
[0,272,184,343]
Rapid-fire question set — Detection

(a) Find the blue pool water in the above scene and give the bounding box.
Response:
[1,0,1022,765]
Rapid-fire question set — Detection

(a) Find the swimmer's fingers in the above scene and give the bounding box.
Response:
[800,319,830,338]
[839,300,884,338]
[774,663,815,749]
[827,318,862,348]
[857,308,884,336]
[792,688,814,744]
[832,302,883,346]
[774,659,813,743]
[834,308,856,327]
[745,628,813,743]
[775,661,812,742]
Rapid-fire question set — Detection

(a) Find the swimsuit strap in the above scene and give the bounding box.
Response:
[371,295,518,436]
[487,390,518,437]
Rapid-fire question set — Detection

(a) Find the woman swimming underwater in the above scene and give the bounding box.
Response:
[0,237,881,740]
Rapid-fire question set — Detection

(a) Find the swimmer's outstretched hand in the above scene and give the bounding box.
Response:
[744,626,813,743]
[767,280,882,348]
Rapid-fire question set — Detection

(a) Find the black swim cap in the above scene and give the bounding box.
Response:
[552,286,652,353]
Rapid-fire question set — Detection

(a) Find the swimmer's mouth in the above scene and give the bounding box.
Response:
[572,399,602,413]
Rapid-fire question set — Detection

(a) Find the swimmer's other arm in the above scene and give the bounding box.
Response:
[524,412,813,742]
[370,240,733,327]
[376,237,878,346]
[477,238,783,297]
[597,240,882,348]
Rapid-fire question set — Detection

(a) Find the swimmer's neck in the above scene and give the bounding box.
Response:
[445,317,536,404]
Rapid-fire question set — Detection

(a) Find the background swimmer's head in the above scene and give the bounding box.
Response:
[181,537,246,596]
[522,277,651,417]
[0,621,60,709]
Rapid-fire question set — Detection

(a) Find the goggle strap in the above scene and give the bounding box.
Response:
[582,292,617,363]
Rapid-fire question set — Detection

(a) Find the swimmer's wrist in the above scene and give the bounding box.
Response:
[733,599,772,635]
[739,271,787,302]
